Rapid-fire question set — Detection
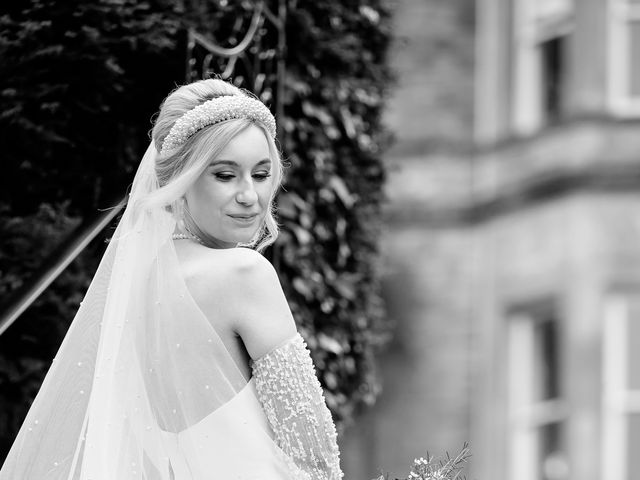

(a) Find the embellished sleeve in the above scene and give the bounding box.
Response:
[252,333,344,480]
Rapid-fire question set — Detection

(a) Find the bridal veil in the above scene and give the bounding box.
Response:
[0,142,283,479]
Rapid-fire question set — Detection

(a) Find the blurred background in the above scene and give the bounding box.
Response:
[344,0,640,479]
[2,1,640,480]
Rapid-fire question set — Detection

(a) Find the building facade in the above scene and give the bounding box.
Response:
[473,1,640,480]
[343,1,640,479]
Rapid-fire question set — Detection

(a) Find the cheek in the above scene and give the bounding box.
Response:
[258,180,275,204]
[187,181,224,216]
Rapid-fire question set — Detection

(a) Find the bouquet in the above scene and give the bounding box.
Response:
[373,444,470,480]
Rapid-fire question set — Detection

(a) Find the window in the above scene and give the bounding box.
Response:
[508,304,570,480]
[602,294,640,480]
[608,0,640,116]
[512,0,574,133]
[540,36,566,122]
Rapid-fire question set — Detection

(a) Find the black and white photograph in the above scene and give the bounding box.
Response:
[1,1,639,479]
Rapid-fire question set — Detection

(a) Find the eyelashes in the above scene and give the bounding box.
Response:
[214,172,271,181]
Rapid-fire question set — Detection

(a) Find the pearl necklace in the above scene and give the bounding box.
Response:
[171,232,204,244]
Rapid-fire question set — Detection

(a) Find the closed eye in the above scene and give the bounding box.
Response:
[253,172,272,181]
[214,173,234,181]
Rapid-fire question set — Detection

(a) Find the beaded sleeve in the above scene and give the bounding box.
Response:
[252,333,344,480]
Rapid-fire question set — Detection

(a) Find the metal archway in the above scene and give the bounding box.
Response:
[185,0,287,139]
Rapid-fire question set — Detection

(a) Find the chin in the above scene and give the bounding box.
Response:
[221,229,260,246]
[210,219,263,246]
[234,232,260,245]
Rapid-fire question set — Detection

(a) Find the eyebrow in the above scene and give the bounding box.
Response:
[209,158,271,167]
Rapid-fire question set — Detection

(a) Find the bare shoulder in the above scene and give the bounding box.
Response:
[189,246,278,292]
[180,246,297,359]
[219,247,277,280]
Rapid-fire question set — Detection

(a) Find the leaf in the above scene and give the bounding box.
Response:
[292,277,313,300]
[339,105,357,139]
[318,333,343,355]
[301,100,335,127]
[332,276,357,300]
[329,176,355,208]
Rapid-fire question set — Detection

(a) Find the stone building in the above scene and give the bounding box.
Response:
[473,1,640,480]
[342,1,640,480]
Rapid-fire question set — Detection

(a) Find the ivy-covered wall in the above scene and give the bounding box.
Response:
[0,0,393,459]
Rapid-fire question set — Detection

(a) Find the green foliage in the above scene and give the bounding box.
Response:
[0,0,393,455]
[275,0,393,425]
[0,0,182,216]
[374,444,471,480]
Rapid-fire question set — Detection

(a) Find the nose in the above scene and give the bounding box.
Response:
[236,179,258,206]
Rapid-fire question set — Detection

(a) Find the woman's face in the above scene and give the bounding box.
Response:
[184,125,274,247]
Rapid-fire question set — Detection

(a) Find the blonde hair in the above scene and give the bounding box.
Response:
[139,78,282,251]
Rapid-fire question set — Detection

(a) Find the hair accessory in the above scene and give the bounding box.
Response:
[161,95,276,153]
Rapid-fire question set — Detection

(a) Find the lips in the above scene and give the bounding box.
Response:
[228,213,259,224]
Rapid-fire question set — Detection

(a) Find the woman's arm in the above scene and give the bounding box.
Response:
[219,248,343,480]
[252,333,343,480]
[224,248,298,359]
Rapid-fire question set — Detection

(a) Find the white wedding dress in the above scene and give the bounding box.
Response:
[152,260,342,480]
[159,379,294,479]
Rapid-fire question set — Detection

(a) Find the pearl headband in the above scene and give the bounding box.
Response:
[160,95,277,154]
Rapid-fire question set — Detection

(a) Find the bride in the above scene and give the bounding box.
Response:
[0,78,343,480]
